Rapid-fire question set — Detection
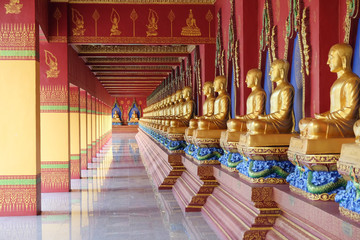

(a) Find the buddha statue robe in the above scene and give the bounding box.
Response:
[227,69,266,132]
[246,59,294,135]
[197,76,230,130]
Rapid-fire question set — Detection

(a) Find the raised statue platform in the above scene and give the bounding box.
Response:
[136,128,185,189]
[137,130,360,239]
[172,155,219,212]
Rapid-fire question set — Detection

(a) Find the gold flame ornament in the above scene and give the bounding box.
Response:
[44,50,60,78]
[110,8,121,36]
[71,8,85,36]
[146,9,159,37]
[181,9,201,36]
[4,0,22,14]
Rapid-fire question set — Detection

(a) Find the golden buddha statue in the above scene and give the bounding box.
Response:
[191,76,230,163]
[161,91,183,133]
[299,43,360,140]
[129,111,139,123]
[220,69,266,169]
[169,86,195,128]
[181,9,201,37]
[112,110,121,123]
[286,44,360,200]
[188,82,215,130]
[246,59,294,135]
[227,69,266,133]
[197,76,230,131]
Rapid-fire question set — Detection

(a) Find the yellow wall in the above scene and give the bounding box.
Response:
[80,113,87,149]
[0,60,40,175]
[41,113,69,162]
[70,112,80,154]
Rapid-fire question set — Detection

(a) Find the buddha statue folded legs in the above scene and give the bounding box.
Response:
[236,60,297,184]
[192,76,229,164]
[220,69,266,170]
[287,43,360,200]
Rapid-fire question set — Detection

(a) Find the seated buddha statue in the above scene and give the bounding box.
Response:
[197,76,230,131]
[112,110,121,123]
[161,91,183,133]
[227,69,266,133]
[188,82,215,130]
[299,43,360,139]
[169,86,195,128]
[246,59,294,135]
[129,111,139,122]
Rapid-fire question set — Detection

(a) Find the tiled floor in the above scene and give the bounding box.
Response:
[0,133,218,240]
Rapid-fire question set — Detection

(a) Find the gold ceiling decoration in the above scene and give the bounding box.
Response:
[95,72,168,76]
[76,45,189,54]
[91,66,173,71]
[87,57,181,63]
[50,0,215,4]
[99,76,165,80]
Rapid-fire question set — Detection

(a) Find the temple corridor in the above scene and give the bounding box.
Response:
[0,132,218,240]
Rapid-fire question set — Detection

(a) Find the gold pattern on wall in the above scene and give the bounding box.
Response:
[77,45,188,54]
[72,8,86,36]
[205,10,213,38]
[168,10,175,37]
[68,36,215,44]
[92,9,100,36]
[44,50,60,78]
[4,0,22,14]
[52,0,216,4]
[110,8,121,36]
[53,8,62,37]
[146,9,159,37]
[181,9,201,36]
[40,85,68,105]
[0,23,35,47]
[130,9,138,37]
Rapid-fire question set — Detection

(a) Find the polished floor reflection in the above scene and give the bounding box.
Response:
[0,133,218,240]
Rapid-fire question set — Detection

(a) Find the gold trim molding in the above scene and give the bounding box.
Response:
[50,0,215,4]
[86,57,181,63]
[91,65,173,71]
[76,45,189,54]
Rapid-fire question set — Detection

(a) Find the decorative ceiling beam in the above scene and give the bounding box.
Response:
[50,0,216,4]
[75,45,190,54]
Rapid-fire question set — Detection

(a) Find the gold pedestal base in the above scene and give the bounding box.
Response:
[220,164,238,173]
[240,133,298,147]
[289,136,355,155]
[193,159,220,165]
[339,207,360,222]
[289,185,336,201]
[238,172,288,184]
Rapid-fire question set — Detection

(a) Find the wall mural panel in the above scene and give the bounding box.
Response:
[48,3,215,44]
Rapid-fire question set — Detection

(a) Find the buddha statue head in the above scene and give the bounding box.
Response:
[327,43,353,74]
[246,68,262,89]
[213,75,227,93]
[182,86,192,100]
[203,81,214,97]
[270,59,290,83]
